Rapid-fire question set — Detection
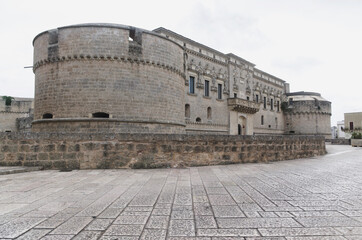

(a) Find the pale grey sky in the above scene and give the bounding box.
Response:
[1,0,361,125]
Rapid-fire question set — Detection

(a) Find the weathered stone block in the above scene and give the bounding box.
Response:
[30,145,40,152]
[53,160,66,169]
[215,146,223,152]
[68,144,80,152]
[26,154,37,161]
[19,145,30,152]
[43,144,55,152]
[1,145,17,153]
[38,153,49,161]
[49,153,62,161]
[184,145,193,152]
[57,144,67,152]
[67,160,80,169]
[17,153,25,161]
[194,146,204,153]
[63,153,77,160]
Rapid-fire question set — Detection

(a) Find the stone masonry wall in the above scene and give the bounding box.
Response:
[0,133,326,170]
[0,99,33,132]
[33,24,185,133]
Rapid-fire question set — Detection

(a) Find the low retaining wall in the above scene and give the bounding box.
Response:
[330,138,351,145]
[0,133,326,169]
[351,139,362,147]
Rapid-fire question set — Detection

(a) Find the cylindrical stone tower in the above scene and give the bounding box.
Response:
[32,24,185,133]
[283,92,332,139]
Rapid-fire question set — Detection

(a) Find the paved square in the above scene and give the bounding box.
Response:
[0,145,361,239]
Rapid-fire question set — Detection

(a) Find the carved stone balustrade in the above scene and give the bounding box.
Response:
[227,98,261,114]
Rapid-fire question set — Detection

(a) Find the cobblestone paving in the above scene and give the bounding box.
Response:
[0,145,361,239]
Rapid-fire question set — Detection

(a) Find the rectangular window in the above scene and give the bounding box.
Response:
[277,100,280,111]
[189,76,195,94]
[204,80,209,97]
[350,122,354,130]
[217,84,222,99]
[263,97,266,109]
[234,93,237,98]
[271,99,274,110]
[256,94,259,103]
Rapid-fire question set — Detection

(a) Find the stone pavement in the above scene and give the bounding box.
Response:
[0,145,361,240]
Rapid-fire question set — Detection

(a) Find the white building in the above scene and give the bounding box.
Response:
[337,120,345,139]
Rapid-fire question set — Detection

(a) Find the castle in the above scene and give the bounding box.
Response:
[0,24,331,169]
[14,24,332,137]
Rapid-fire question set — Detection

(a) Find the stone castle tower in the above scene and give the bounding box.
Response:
[32,24,185,133]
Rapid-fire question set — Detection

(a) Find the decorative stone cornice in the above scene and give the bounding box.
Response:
[185,49,228,66]
[32,118,186,127]
[0,111,30,114]
[185,121,228,127]
[283,111,332,116]
[33,55,185,79]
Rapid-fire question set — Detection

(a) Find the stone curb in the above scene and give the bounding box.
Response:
[0,166,42,175]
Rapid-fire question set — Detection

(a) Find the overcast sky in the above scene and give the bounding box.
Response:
[1,0,361,125]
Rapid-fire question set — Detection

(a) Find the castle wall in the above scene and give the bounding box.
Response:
[32,24,185,133]
[0,98,33,132]
[184,54,229,133]
[183,41,230,133]
[30,24,332,137]
[253,111,285,135]
[0,112,29,132]
[284,98,332,138]
[0,132,326,169]
[156,29,288,136]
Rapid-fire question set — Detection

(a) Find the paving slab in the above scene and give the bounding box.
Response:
[0,217,46,238]
[0,145,360,239]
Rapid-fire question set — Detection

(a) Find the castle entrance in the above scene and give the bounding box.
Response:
[227,98,261,135]
[238,116,247,135]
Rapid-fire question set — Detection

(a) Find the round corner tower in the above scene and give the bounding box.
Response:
[32,24,185,133]
[283,92,332,139]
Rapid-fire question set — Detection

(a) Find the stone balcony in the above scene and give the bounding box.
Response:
[227,98,261,114]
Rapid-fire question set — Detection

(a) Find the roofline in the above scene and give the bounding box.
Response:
[153,27,227,58]
[226,53,255,67]
[344,112,362,115]
[286,91,321,97]
[254,68,286,83]
[33,23,173,47]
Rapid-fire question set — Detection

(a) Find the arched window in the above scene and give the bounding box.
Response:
[185,104,190,118]
[43,113,53,119]
[196,117,201,123]
[92,112,109,118]
[207,107,212,120]
[261,115,264,125]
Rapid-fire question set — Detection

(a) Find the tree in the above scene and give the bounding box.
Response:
[2,96,14,106]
